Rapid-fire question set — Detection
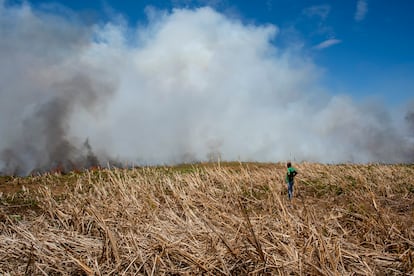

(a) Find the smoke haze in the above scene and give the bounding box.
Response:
[0,2,413,175]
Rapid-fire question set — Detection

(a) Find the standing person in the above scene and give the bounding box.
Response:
[285,162,298,200]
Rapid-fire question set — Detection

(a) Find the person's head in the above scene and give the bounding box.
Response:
[287,162,291,168]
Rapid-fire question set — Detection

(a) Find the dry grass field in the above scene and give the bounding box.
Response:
[0,162,413,275]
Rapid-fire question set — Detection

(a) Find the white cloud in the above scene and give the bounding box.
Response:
[314,38,342,49]
[303,5,330,20]
[354,0,368,21]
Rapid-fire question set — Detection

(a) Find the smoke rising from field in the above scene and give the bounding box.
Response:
[0,3,413,174]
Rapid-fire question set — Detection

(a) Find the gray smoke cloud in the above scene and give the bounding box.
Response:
[0,2,413,175]
[0,2,116,174]
[406,107,414,137]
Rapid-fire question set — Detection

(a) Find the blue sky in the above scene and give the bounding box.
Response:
[9,0,413,107]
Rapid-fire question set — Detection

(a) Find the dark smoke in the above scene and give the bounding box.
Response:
[0,3,116,175]
[406,110,414,135]
[1,74,115,175]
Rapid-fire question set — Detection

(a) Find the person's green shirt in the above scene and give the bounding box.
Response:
[286,167,298,183]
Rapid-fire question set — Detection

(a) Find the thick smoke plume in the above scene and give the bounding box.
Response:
[0,2,413,175]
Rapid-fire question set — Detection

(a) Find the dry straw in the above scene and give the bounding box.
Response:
[0,162,413,275]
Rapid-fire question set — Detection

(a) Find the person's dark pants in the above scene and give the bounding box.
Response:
[287,181,294,200]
